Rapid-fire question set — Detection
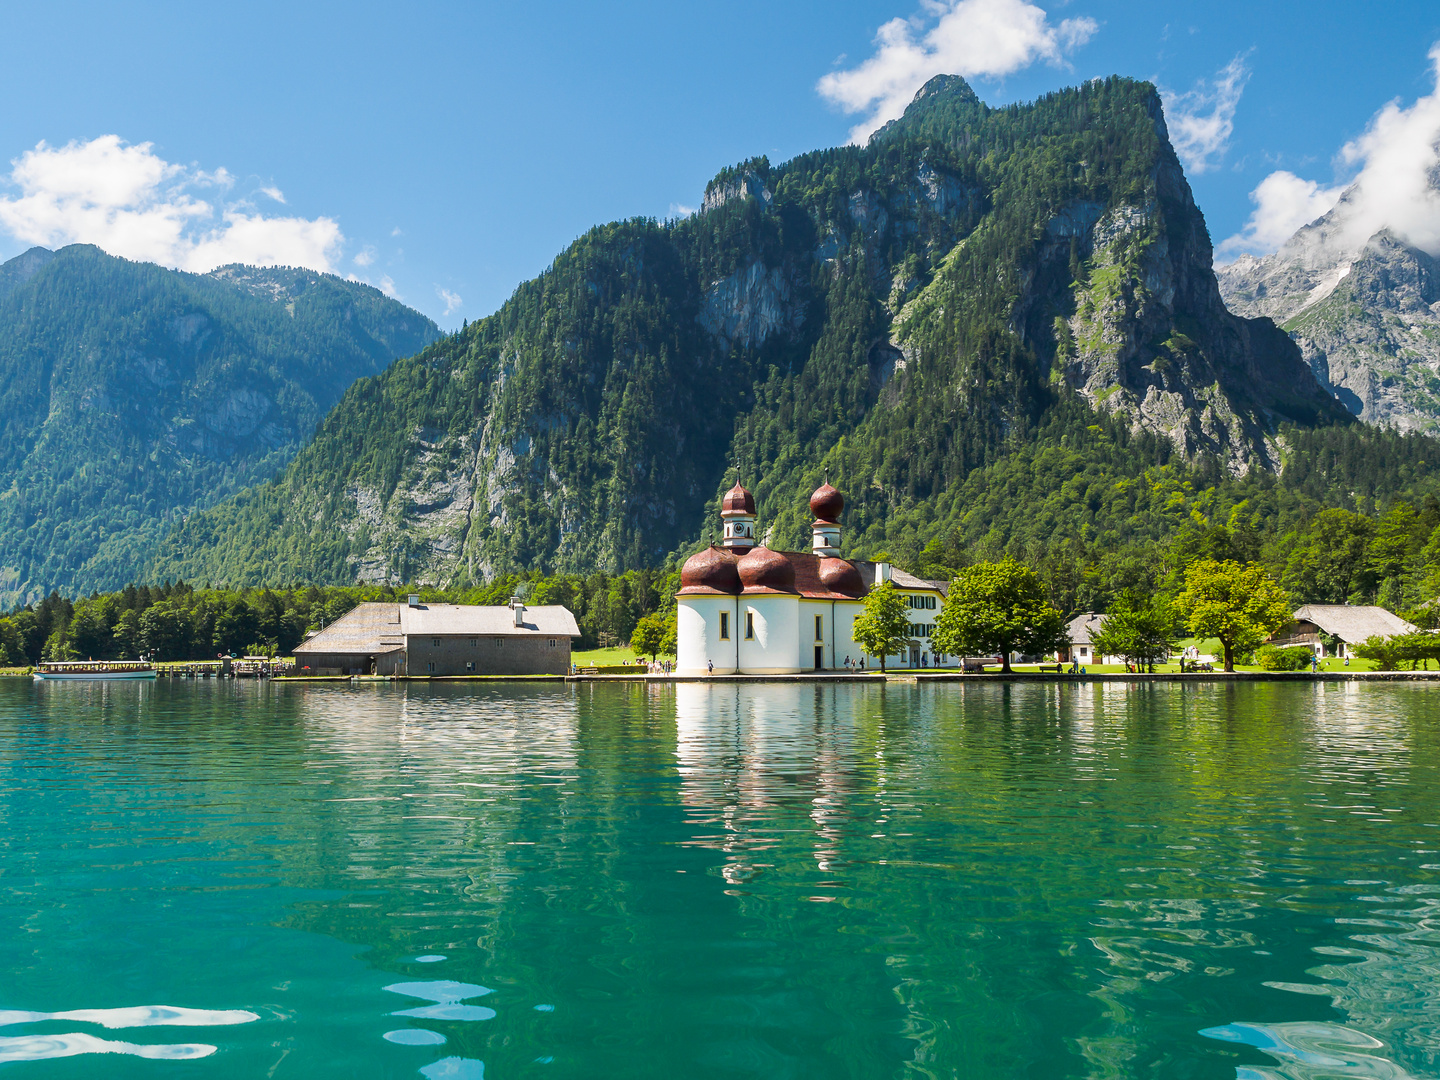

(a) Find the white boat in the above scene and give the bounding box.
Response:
[33,661,157,682]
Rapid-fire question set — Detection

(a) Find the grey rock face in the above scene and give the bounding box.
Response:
[1218,194,1440,431]
[1032,151,1345,474]
[697,257,804,351]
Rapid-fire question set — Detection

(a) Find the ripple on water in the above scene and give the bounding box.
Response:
[419,1056,485,1078]
[384,981,492,1003]
[1201,1021,1421,1078]
[0,1033,217,1062]
[0,1005,259,1029]
[382,1028,446,1046]
[393,1003,497,1021]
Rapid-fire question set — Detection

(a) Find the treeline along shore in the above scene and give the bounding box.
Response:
[8,475,1440,669]
[0,571,677,667]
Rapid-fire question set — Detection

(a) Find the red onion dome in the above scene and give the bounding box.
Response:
[721,483,756,515]
[737,545,796,594]
[678,546,741,595]
[818,557,864,597]
[809,482,844,523]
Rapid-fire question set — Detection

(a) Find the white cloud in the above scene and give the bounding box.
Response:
[437,287,462,316]
[817,0,1097,144]
[391,226,403,237]
[378,275,398,299]
[1216,171,1344,259]
[353,245,376,267]
[669,202,697,218]
[1219,42,1440,259]
[259,185,286,203]
[1329,42,1440,254]
[0,135,343,273]
[1162,56,1249,174]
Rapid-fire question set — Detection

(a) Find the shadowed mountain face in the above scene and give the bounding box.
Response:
[0,245,439,605]
[148,75,1346,589]
[1218,184,1440,432]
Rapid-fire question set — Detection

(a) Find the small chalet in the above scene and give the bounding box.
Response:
[294,596,581,676]
[1061,613,1122,666]
[1269,604,1417,659]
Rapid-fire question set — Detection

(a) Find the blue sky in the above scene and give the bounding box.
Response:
[1,0,1437,326]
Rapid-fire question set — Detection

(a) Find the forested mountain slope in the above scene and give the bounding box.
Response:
[149,75,1348,588]
[0,246,439,604]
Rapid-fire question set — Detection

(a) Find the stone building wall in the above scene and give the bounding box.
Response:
[406,634,571,676]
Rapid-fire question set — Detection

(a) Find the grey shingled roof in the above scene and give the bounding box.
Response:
[400,604,581,638]
[296,602,580,656]
[1292,604,1416,642]
[1066,612,1105,646]
[294,602,405,655]
[850,560,949,596]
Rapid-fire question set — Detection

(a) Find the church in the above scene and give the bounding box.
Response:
[675,479,949,675]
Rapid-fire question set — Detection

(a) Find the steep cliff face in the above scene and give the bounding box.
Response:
[1218,192,1440,431]
[1048,150,1339,473]
[0,245,440,604]
[149,75,1347,588]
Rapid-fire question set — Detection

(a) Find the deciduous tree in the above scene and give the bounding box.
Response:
[932,559,1066,674]
[1089,589,1176,671]
[1175,560,1291,672]
[852,581,911,672]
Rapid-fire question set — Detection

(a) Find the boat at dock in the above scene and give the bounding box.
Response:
[33,661,157,682]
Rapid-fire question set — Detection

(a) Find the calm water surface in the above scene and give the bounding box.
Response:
[3,679,1440,1078]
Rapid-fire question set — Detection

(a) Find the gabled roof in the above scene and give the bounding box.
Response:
[295,602,580,655]
[850,560,949,597]
[400,604,581,637]
[1066,612,1105,646]
[1291,604,1416,642]
[294,602,405,655]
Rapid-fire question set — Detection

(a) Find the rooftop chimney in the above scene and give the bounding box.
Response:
[511,597,526,626]
[875,562,891,585]
[407,594,420,608]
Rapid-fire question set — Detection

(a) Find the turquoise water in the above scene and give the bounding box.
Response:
[3,680,1440,1078]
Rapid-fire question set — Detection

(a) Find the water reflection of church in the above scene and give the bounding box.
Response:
[675,480,949,674]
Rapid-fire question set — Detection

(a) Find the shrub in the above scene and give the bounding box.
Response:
[1256,645,1313,671]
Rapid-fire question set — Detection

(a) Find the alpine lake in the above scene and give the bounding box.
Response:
[4,677,1440,1079]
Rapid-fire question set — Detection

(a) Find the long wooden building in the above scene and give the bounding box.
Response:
[294,597,580,676]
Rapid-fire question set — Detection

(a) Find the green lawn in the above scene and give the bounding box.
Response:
[572,647,670,667]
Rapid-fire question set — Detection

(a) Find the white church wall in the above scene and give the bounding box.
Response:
[737,595,801,674]
[677,596,739,675]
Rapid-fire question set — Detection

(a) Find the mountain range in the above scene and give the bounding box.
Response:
[0,245,438,605]
[1217,188,1440,432]
[10,75,1440,603]
[142,75,1355,589]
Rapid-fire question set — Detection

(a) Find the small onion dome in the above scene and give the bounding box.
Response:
[678,545,741,595]
[721,482,756,516]
[737,545,796,594]
[809,482,844,523]
[818,557,864,597]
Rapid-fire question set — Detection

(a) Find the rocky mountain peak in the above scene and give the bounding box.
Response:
[1218,177,1440,431]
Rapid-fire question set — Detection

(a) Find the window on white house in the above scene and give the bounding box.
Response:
[719,611,730,640]
[815,614,823,641]
[745,612,755,640]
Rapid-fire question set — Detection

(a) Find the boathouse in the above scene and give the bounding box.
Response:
[1269,604,1417,659]
[294,597,580,676]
